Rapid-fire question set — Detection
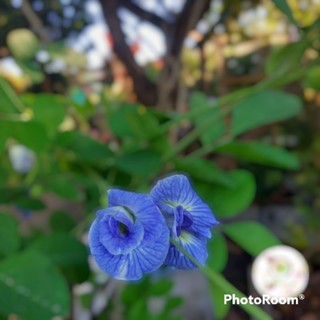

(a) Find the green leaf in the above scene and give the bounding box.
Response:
[0,120,49,153]
[108,103,159,139]
[122,280,148,304]
[272,0,298,26]
[50,211,77,233]
[13,121,49,152]
[22,94,66,136]
[174,157,234,188]
[196,170,256,218]
[223,221,281,256]
[43,175,82,200]
[127,299,148,320]
[15,197,45,211]
[304,66,320,91]
[16,60,44,84]
[216,141,300,170]
[163,297,184,313]
[232,90,302,136]
[148,279,173,296]
[0,127,7,153]
[0,251,70,319]
[149,135,171,154]
[0,77,23,113]
[29,234,90,284]
[116,150,162,176]
[190,92,225,144]
[266,42,307,76]
[0,213,20,257]
[55,131,112,162]
[0,189,45,211]
[207,234,228,272]
[210,285,230,320]
[0,188,24,205]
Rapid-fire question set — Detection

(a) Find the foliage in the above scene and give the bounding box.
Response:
[0,0,320,319]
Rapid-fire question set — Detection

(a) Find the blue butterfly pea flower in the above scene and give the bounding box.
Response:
[89,190,170,280]
[151,175,218,269]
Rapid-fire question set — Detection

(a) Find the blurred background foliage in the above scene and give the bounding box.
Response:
[1,0,320,319]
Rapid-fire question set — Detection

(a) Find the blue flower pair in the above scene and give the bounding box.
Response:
[89,175,218,280]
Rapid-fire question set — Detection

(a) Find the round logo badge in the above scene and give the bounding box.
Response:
[251,245,309,297]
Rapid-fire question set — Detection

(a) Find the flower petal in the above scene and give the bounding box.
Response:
[108,190,166,244]
[89,190,170,280]
[151,175,218,238]
[89,220,135,279]
[165,231,208,269]
[151,175,197,212]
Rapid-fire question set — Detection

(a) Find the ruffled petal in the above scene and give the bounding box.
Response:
[134,221,170,273]
[151,175,218,238]
[165,231,208,269]
[188,200,219,238]
[89,190,170,280]
[89,220,134,279]
[108,190,165,244]
[151,175,197,212]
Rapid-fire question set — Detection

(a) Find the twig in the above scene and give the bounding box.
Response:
[21,0,50,43]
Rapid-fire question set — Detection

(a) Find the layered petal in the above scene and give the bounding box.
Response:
[108,190,166,243]
[89,190,170,280]
[151,174,218,269]
[165,231,208,269]
[151,175,218,239]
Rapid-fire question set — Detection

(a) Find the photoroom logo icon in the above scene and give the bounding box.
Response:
[224,294,305,305]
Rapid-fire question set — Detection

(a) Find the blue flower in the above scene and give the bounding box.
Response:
[151,174,218,269]
[89,190,170,280]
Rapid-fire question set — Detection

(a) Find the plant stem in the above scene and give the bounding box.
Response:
[162,104,232,161]
[186,135,233,159]
[162,59,319,161]
[170,238,272,320]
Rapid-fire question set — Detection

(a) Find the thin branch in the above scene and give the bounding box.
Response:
[197,9,229,48]
[99,0,157,106]
[21,0,49,43]
[168,0,211,57]
[119,0,171,31]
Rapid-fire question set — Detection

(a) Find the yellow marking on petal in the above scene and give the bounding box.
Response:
[179,231,193,244]
[162,201,192,211]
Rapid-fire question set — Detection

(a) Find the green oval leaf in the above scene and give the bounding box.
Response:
[216,141,300,170]
[116,150,162,176]
[0,251,70,319]
[0,120,49,153]
[207,234,228,272]
[108,103,159,139]
[223,221,281,256]
[232,90,302,136]
[190,92,225,144]
[22,93,66,137]
[175,157,235,188]
[0,77,23,114]
[272,0,298,26]
[196,170,256,218]
[55,131,112,162]
[210,285,231,320]
[50,211,76,233]
[0,213,20,257]
[29,234,90,284]
[42,175,82,200]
